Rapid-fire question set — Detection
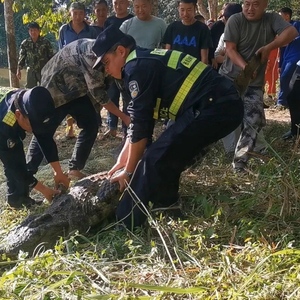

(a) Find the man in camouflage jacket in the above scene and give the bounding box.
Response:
[17,22,54,88]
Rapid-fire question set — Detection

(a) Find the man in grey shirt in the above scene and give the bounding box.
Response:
[120,0,166,49]
[219,0,297,172]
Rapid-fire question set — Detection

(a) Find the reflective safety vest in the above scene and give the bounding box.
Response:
[125,49,208,120]
[0,90,17,128]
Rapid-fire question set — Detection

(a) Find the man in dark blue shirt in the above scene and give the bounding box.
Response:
[163,0,211,63]
[277,7,300,108]
[92,26,244,228]
[103,0,134,138]
[58,2,98,49]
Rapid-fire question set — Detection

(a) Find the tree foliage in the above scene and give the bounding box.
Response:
[1,0,300,69]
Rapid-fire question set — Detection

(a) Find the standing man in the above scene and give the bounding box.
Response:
[92,26,244,228]
[58,2,98,49]
[91,0,109,35]
[276,7,300,109]
[163,0,211,64]
[0,87,59,208]
[103,0,134,138]
[26,39,130,181]
[219,0,297,172]
[120,0,167,50]
[105,0,134,28]
[59,2,98,138]
[17,22,54,88]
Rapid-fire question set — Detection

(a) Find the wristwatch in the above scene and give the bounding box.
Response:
[124,170,133,178]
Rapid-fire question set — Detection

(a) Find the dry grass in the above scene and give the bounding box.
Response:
[0,87,299,299]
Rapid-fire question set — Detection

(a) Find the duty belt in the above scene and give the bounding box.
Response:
[126,49,207,120]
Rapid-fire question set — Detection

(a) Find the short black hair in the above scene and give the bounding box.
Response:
[280,7,292,18]
[107,34,136,54]
[195,14,205,21]
[178,0,197,5]
[93,0,108,7]
[27,22,40,30]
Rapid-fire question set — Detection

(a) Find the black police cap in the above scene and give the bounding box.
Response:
[92,25,127,69]
[21,87,55,134]
[220,3,242,20]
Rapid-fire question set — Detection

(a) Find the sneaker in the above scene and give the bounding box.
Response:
[233,160,247,173]
[281,131,295,140]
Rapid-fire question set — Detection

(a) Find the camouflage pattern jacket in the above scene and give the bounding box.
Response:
[18,36,54,72]
[41,39,109,108]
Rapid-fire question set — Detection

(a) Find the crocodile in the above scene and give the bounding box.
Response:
[0,172,121,258]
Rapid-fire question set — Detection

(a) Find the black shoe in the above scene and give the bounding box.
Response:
[281,131,295,140]
[8,196,42,209]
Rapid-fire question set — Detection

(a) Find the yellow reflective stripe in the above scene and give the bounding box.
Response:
[126,50,137,63]
[153,98,161,119]
[181,55,197,69]
[150,49,168,56]
[2,110,16,127]
[169,62,207,120]
[167,50,181,69]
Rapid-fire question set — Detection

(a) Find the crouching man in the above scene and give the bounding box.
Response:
[93,26,244,228]
[0,87,60,208]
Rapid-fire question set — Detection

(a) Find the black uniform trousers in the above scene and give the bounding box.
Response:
[0,134,32,204]
[26,95,98,174]
[287,71,300,135]
[117,98,244,229]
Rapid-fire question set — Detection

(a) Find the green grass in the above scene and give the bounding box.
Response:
[0,87,300,298]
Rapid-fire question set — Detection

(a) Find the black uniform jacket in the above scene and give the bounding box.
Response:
[123,48,237,143]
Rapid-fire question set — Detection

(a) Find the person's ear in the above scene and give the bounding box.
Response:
[117,45,127,58]
[15,109,22,121]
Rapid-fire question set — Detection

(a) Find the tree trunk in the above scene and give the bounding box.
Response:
[197,0,209,20]
[207,0,218,21]
[152,0,158,16]
[3,0,19,88]
[0,172,121,258]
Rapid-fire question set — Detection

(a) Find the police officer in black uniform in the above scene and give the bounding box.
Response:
[92,25,244,228]
[0,87,60,208]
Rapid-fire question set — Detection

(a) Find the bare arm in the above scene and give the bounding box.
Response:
[50,161,70,189]
[256,26,298,62]
[225,41,247,69]
[200,48,209,64]
[103,101,130,126]
[34,181,60,202]
[111,138,147,192]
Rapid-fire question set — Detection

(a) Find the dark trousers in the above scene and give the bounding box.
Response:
[117,99,244,229]
[107,82,130,134]
[0,135,30,203]
[287,71,300,135]
[107,82,120,130]
[26,69,41,88]
[26,95,98,173]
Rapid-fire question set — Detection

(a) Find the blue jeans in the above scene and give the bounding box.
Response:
[277,60,298,107]
[107,82,120,130]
